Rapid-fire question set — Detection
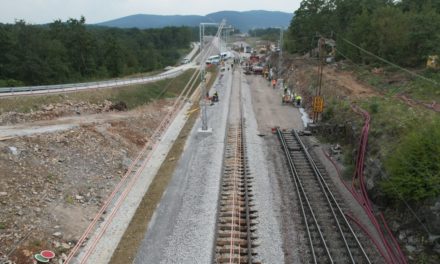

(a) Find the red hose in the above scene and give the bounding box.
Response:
[350,104,407,263]
[346,213,392,264]
[322,135,398,263]
[380,213,408,264]
[321,148,356,197]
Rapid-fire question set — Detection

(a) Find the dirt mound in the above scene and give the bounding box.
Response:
[282,56,377,108]
[321,66,378,98]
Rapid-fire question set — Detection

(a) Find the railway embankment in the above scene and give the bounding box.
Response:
[281,54,440,262]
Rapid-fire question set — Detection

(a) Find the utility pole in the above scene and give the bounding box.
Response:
[312,37,326,123]
[278,27,284,79]
[200,22,219,56]
[199,24,202,52]
[198,20,225,132]
[222,26,234,53]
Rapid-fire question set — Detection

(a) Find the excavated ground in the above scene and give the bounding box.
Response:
[0,99,173,264]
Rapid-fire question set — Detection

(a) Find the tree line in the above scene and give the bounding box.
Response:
[248,28,282,42]
[286,0,440,67]
[0,17,195,86]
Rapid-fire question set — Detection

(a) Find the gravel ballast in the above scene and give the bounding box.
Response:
[133,69,233,263]
[240,71,285,263]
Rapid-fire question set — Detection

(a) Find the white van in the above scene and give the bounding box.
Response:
[206,55,221,65]
[221,51,233,60]
[181,58,190,64]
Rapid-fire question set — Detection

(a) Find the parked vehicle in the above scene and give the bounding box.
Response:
[221,51,233,60]
[251,65,264,74]
[206,55,221,65]
[181,58,191,64]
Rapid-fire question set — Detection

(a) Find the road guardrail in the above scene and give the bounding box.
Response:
[0,70,184,97]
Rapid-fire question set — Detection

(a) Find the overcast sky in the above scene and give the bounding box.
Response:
[0,0,302,24]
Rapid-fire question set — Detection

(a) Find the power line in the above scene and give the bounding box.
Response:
[341,37,439,86]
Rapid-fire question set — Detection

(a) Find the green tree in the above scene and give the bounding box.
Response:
[103,37,125,77]
[0,18,194,86]
[406,8,440,65]
[398,0,440,12]
[341,8,375,63]
[0,26,14,80]
[382,120,440,202]
[370,6,410,65]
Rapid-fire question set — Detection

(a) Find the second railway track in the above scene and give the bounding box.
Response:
[277,128,372,264]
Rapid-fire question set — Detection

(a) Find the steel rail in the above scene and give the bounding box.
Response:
[228,126,240,263]
[291,129,372,263]
[238,66,253,264]
[214,61,254,264]
[276,128,330,263]
[277,127,373,263]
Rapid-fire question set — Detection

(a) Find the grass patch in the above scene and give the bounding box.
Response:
[65,195,74,205]
[359,96,437,154]
[206,65,219,89]
[402,71,440,102]
[120,70,164,79]
[0,69,196,114]
[109,70,195,109]
[347,63,440,102]
[31,240,42,247]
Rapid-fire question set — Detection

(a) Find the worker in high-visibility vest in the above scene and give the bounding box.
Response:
[295,95,302,107]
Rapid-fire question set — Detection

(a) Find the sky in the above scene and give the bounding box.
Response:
[0,0,302,24]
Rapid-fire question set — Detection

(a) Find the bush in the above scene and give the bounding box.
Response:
[381,119,440,202]
[369,100,379,114]
[0,79,25,87]
[322,104,334,121]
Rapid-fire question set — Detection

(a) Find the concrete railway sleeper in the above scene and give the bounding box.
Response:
[215,125,258,264]
[214,66,258,264]
[277,128,372,264]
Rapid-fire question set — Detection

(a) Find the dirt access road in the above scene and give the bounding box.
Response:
[246,74,305,133]
[0,112,134,139]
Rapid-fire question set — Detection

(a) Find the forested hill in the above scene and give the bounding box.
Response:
[0,17,193,86]
[98,10,293,32]
[286,0,440,67]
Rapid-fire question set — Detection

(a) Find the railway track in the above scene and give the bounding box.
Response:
[277,128,371,264]
[214,66,258,264]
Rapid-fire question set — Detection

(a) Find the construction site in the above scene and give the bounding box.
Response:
[1,13,440,264]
